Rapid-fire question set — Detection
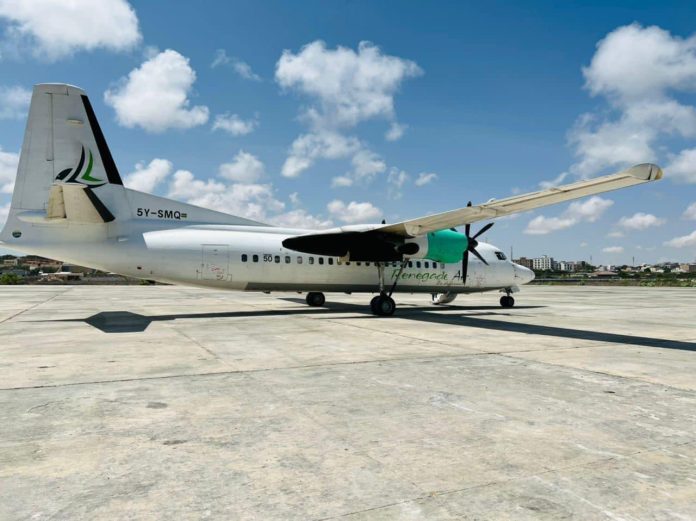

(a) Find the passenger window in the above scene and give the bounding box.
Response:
[241,254,248,262]
[416,261,421,268]
[408,261,413,268]
[356,262,361,266]
[441,263,445,269]
[309,257,314,264]
[252,254,259,262]
[366,262,370,266]
[346,261,351,266]
[318,257,324,265]
[297,256,303,264]
[424,261,429,268]
[274,255,280,263]
[329,258,334,265]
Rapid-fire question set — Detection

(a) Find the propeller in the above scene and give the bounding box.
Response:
[461,201,494,284]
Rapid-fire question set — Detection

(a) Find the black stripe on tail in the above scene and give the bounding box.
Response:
[81,95,123,186]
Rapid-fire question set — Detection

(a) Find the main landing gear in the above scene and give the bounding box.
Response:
[500,288,515,308]
[370,261,407,316]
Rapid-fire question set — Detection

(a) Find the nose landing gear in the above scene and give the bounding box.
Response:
[500,287,515,308]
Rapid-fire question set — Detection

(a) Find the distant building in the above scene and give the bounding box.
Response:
[532,255,555,271]
[557,261,576,272]
[19,255,62,270]
[679,263,696,273]
[514,257,534,269]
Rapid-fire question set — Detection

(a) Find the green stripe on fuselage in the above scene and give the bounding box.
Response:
[425,229,468,263]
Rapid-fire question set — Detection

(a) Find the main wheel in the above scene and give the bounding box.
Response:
[500,295,515,308]
[306,292,326,307]
[372,295,396,316]
[370,295,381,314]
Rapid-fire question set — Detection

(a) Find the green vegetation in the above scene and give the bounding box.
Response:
[0,273,23,285]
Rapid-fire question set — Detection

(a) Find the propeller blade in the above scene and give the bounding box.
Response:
[461,249,469,284]
[472,221,494,240]
[465,201,472,237]
[470,247,489,265]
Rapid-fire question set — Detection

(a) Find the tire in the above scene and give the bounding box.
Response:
[375,296,396,316]
[370,296,380,314]
[500,296,515,308]
[306,292,325,307]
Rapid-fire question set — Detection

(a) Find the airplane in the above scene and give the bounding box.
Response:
[0,84,663,316]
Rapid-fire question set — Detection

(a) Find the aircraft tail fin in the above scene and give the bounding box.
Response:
[9,84,124,213]
[1,83,265,247]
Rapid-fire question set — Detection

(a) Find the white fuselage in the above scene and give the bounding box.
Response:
[9,220,534,295]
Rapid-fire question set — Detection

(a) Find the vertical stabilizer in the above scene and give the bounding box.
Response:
[10,84,123,213]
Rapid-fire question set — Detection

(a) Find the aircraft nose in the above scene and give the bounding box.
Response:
[515,264,535,284]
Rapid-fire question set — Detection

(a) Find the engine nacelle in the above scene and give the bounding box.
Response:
[400,229,468,263]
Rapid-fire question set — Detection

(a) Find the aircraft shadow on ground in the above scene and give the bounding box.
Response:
[37,299,696,353]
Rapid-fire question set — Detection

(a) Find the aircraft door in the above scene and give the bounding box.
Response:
[201,244,229,281]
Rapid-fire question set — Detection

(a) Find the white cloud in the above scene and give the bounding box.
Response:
[276,40,421,129]
[552,24,696,182]
[218,150,265,184]
[212,113,258,136]
[211,49,261,81]
[0,201,8,226]
[0,0,141,60]
[0,146,19,194]
[276,41,420,182]
[665,148,696,183]
[583,24,696,101]
[167,169,284,223]
[289,192,300,206]
[350,149,386,182]
[684,202,696,220]
[414,172,437,186]
[269,209,332,229]
[664,230,696,248]
[607,231,624,238]
[0,85,30,119]
[282,132,360,178]
[327,199,382,224]
[387,168,409,199]
[104,49,209,132]
[524,196,613,235]
[124,158,173,193]
[385,122,406,141]
[331,176,353,188]
[602,246,624,254]
[617,212,666,230]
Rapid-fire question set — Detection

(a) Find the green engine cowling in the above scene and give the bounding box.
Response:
[402,229,468,263]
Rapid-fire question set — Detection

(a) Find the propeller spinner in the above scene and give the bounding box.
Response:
[461,201,494,285]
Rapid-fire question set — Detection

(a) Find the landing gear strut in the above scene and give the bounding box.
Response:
[370,261,407,316]
[306,292,325,307]
[500,288,515,308]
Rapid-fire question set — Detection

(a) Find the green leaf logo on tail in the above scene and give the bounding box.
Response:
[56,146,105,187]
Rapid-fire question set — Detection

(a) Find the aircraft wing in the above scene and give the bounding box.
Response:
[282,163,662,260]
[377,163,663,237]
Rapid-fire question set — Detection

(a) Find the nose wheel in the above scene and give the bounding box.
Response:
[500,295,515,308]
[306,292,326,307]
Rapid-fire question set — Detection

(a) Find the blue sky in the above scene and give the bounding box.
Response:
[1,0,696,264]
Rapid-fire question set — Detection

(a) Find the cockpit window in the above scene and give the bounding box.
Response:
[494,251,507,260]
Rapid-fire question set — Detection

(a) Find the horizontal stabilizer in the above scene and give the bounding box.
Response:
[17,184,114,224]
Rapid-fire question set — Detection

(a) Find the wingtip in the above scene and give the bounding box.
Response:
[627,163,663,181]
